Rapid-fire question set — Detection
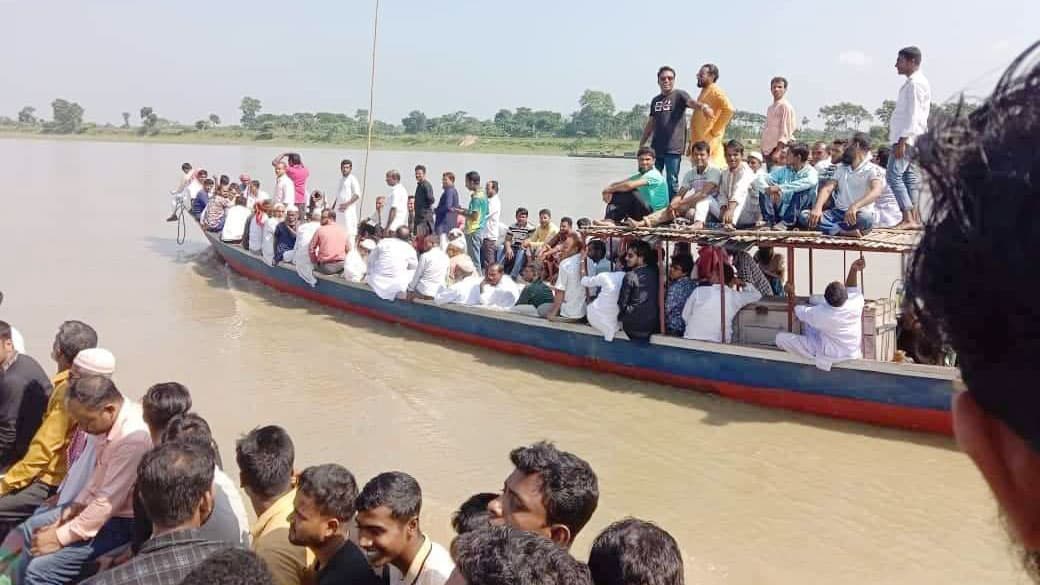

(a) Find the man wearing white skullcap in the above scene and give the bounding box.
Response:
[0,321,97,540]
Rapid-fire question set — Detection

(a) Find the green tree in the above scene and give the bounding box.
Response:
[17,106,36,125]
[240,97,261,128]
[139,107,160,135]
[818,102,872,134]
[614,104,647,140]
[209,114,221,126]
[195,120,209,131]
[356,109,370,128]
[727,110,767,140]
[875,100,896,127]
[48,99,84,134]
[121,112,130,128]
[402,110,428,134]
[570,90,616,137]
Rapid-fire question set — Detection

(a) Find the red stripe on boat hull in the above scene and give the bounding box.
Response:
[221,253,953,437]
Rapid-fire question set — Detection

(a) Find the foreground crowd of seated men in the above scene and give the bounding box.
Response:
[0,320,683,585]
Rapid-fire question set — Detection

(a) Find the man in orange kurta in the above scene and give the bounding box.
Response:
[689,64,735,169]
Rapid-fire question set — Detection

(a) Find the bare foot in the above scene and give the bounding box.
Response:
[688,221,705,230]
[622,218,639,228]
[592,219,616,227]
[838,229,864,238]
[892,220,922,230]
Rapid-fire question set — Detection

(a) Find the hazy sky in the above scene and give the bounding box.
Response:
[2,0,1036,128]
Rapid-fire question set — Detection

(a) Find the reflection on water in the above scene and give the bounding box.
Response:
[0,138,1022,584]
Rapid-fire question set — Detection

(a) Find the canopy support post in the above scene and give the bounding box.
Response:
[787,246,795,332]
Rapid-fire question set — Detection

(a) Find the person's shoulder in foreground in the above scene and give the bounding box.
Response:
[905,41,1040,582]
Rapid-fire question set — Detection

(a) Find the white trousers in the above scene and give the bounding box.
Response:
[694,195,746,225]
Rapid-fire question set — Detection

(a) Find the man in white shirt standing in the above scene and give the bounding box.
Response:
[407,234,450,301]
[331,159,362,242]
[274,162,295,210]
[385,170,410,236]
[776,258,866,371]
[480,180,502,274]
[167,162,195,221]
[887,46,931,230]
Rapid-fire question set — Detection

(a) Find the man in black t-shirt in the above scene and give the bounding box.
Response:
[0,320,51,473]
[289,465,381,585]
[413,165,436,238]
[640,65,712,199]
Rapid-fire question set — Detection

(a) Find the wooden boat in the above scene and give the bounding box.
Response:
[196,221,956,436]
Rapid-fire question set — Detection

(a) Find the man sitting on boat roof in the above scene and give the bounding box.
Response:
[756,142,819,231]
[775,258,865,370]
[905,42,1040,581]
[597,147,667,226]
[626,141,720,228]
[801,132,882,238]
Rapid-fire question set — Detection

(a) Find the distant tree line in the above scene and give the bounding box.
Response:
[2,92,979,147]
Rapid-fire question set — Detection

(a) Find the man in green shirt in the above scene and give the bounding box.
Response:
[454,170,488,275]
[513,264,555,317]
[598,147,670,226]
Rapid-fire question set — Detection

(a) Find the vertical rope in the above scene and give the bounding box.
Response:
[358,0,381,216]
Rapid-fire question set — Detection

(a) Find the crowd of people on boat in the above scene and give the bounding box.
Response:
[166,45,933,371]
[2,40,1040,585]
[0,319,676,585]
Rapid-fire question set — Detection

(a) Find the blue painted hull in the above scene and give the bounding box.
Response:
[202,229,955,435]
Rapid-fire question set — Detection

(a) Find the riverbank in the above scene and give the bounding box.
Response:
[0,127,639,157]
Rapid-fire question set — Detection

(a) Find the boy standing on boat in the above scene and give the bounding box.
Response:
[775,258,865,370]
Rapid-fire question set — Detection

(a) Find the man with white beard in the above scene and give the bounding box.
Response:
[906,43,1040,582]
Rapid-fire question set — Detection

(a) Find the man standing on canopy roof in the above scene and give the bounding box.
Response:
[689,64,734,169]
[640,66,716,199]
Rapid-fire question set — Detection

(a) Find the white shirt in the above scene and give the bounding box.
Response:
[434,274,483,306]
[889,70,931,145]
[367,237,418,300]
[554,255,587,319]
[187,178,204,199]
[221,205,251,242]
[874,183,902,228]
[795,287,865,368]
[814,160,834,176]
[10,326,25,353]
[387,183,410,231]
[332,174,362,232]
[480,195,502,241]
[275,175,295,207]
[344,249,368,283]
[386,538,455,585]
[262,216,280,265]
[293,221,321,286]
[172,170,193,196]
[409,247,450,297]
[247,214,266,253]
[580,271,625,341]
[718,162,759,225]
[476,276,521,309]
[680,166,722,195]
[831,159,884,212]
[199,467,251,547]
[682,284,762,343]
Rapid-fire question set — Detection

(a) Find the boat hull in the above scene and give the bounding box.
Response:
[202,231,955,436]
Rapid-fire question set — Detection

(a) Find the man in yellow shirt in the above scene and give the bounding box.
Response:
[689,64,735,169]
[236,425,313,585]
[0,320,97,539]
